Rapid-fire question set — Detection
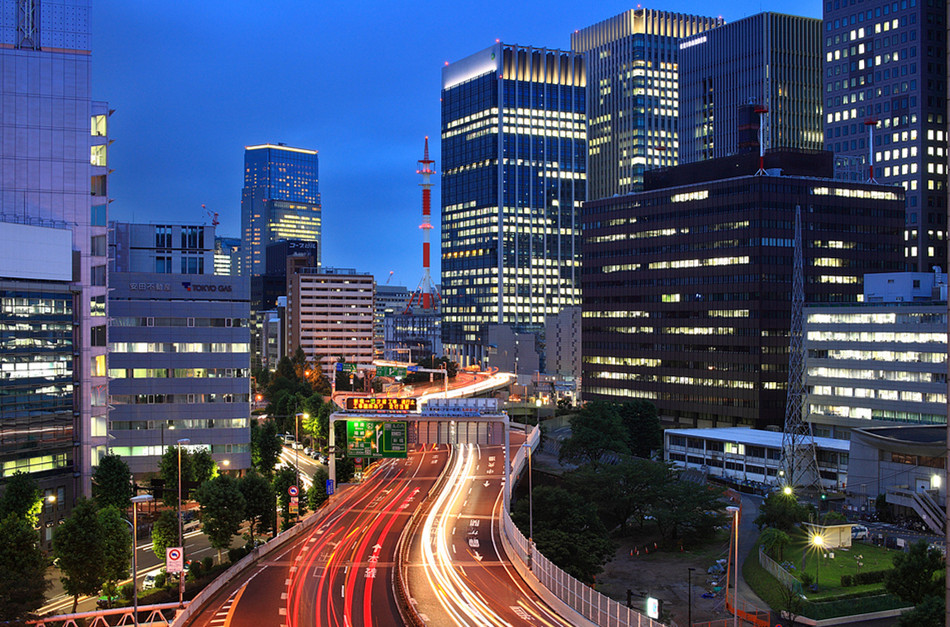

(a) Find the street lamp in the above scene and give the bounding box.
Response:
[726,505,740,627]
[295,413,308,524]
[176,438,190,608]
[130,494,153,626]
[811,533,825,590]
[783,485,794,496]
[688,566,696,627]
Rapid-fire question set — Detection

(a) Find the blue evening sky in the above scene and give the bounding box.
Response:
[91,1,820,285]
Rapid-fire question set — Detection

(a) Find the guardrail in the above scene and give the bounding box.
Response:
[29,602,181,627]
[500,427,667,627]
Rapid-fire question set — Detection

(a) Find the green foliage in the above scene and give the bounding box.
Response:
[192,448,218,484]
[92,453,133,512]
[852,570,890,585]
[250,417,283,476]
[97,506,131,606]
[273,466,307,527]
[308,467,330,510]
[616,400,661,458]
[651,477,726,542]
[558,401,630,468]
[0,513,48,620]
[151,510,179,560]
[53,498,106,612]
[194,475,246,563]
[239,470,275,538]
[511,486,614,583]
[754,492,811,532]
[897,594,944,627]
[336,456,356,484]
[564,456,667,534]
[759,527,792,561]
[884,540,943,605]
[822,510,847,525]
[0,472,42,526]
[800,571,814,588]
[159,446,195,507]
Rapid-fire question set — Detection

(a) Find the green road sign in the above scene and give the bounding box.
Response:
[346,420,408,458]
[376,365,407,378]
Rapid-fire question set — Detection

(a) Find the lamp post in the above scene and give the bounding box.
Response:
[688,566,696,627]
[726,505,740,627]
[812,534,825,591]
[295,413,308,524]
[176,437,189,607]
[130,494,153,626]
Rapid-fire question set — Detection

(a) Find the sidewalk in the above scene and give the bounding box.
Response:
[735,493,771,612]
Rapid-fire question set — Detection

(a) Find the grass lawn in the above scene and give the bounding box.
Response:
[780,530,895,600]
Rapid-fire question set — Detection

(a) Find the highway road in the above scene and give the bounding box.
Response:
[406,438,572,626]
[184,445,448,627]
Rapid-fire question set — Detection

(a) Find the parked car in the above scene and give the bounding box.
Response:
[851,524,869,540]
[304,447,312,456]
[142,568,163,590]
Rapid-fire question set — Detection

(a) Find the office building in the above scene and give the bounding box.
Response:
[805,271,947,439]
[241,144,321,276]
[214,236,242,276]
[0,1,111,499]
[572,8,721,199]
[664,427,848,490]
[823,0,946,271]
[582,151,904,429]
[678,13,824,163]
[544,306,582,399]
[0,223,76,548]
[376,284,411,358]
[441,43,586,367]
[109,222,251,474]
[286,268,375,373]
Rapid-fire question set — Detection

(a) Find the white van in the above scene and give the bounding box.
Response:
[851,524,869,540]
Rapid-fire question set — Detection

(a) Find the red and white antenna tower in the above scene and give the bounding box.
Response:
[406,136,441,313]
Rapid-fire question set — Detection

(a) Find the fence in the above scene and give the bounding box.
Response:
[758,547,804,596]
[501,427,666,627]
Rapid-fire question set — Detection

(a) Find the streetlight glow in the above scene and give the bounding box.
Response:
[783,485,794,496]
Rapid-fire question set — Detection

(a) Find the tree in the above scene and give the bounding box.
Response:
[308,467,330,510]
[151,510,179,560]
[565,456,667,535]
[239,471,274,539]
[194,475,246,563]
[511,486,614,583]
[53,498,106,613]
[558,402,630,468]
[0,472,42,526]
[97,506,131,607]
[651,479,726,543]
[896,594,944,627]
[159,446,195,507]
[250,417,283,475]
[759,527,792,561]
[754,492,811,532]
[884,540,944,605]
[192,447,218,484]
[92,453,133,512]
[0,513,48,620]
[273,466,307,530]
[617,400,662,458]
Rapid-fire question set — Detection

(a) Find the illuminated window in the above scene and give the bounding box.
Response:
[91,144,107,167]
[91,115,107,137]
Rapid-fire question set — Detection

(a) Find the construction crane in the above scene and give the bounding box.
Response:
[202,204,219,227]
[386,271,394,285]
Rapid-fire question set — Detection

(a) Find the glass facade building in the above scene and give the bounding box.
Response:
[581,154,905,429]
[241,144,321,276]
[572,9,721,199]
[0,0,110,500]
[823,0,946,272]
[678,13,824,163]
[440,43,586,366]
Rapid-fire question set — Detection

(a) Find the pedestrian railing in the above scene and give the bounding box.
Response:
[758,547,804,596]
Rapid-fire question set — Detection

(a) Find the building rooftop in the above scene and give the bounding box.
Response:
[667,427,851,452]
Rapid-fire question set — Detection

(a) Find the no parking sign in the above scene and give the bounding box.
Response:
[288,485,299,497]
[166,547,183,573]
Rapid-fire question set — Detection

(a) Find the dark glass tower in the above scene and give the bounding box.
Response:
[678,13,824,164]
[241,144,321,276]
[440,43,586,366]
[823,0,946,272]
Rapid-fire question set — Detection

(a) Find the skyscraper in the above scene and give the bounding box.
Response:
[241,144,321,276]
[440,43,586,367]
[678,13,824,164]
[572,9,722,199]
[823,0,946,271]
[0,0,111,502]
